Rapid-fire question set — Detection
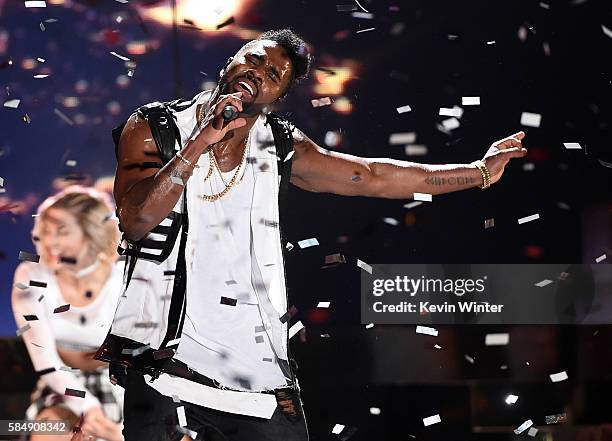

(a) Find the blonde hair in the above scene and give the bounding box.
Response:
[32,185,120,265]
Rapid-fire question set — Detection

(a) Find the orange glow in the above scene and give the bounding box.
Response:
[138,0,249,32]
[332,97,353,115]
[314,67,353,95]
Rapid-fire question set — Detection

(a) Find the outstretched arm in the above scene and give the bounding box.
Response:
[290,130,527,198]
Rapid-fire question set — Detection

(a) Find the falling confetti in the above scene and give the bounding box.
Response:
[65,388,86,398]
[563,142,582,149]
[357,259,372,274]
[289,321,305,339]
[19,251,40,263]
[423,414,441,427]
[416,325,438,336]
[396,104,412,114]
[369,407,381,415]
[520,112,542,128]
[298,238,319,248]
[505,394,519,404]
[311,97,332,108]
[595,254,607,263]
[53,304,70,313]
[535,279,553,287]
[389,132,416,145]
[332,424,345,434]
[485,333,509,346]
[404,145,428,155]
[484,218,495,229]
[110,51,130,61]
[517,213,540,224]
[549,371,568,382]
[220,296,237,306]
[461,96,480,105]
[514,419,533,435]
[24,0,46,7]
[16,324,32,336]
[317,301,331,308]
[3,99,20,108]
[413,192,432,202]
[545,413,567,424]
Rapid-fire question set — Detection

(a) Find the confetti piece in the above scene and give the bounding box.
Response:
[514,419,533,435]
[396,104,412,114]
[549,371,568,382]
[29,280,47,288]
[404,145,427,156]
[517,213,540,224]
[332,424,345,434]
[65,159,77,167]
[175,406,187,426]
[485,333,509,346]
[413,192,432,202]
[505,394,519,404]
[540,2,550,8]
[37,57,45,62]
[528,427,538,436]
[439,107,463,117]
[602,24,612,39]
[383,217,399,226]
[255,335,264,343]
[16,324,31,336]
[441,117,460,130]
[317,301,331,308]
[563,142,582,149]
[263,357,273,362]
[280,306,298,323]
[33,74,49,79]
[423,414,441,427]
[311,97,332,107]
[19,251,40,263]
[289,321,304,339]
[465,354,475,364]
[434,344,442,349]
[545,413,567,424]
[284,150,295,162]
[54,108,74,126]
[486,40,496,45]
[298,238,319,248]
[38,295,44,302]
[110,51,130,61]
[3,99,20,108]
[389,132,416,145]
[535,279,553,287]
[369,407,381,415]
[522,162,535,171]
[461,96,480,105]
[404,201,423,209]
[216,16,235,29]
[351,11,374,19]
[595,254,607,263]
[65,388,86,398]
[59,256,77,264]
[365,323,374,329]
[416,325,438,336]
[25,0,46,7]
[356,27,376,33]
[220,296,237,306]
[23,314,39,321]
[53,304,70,313]
[520,112,541,128]
[15,282,29,290]
[172,394,180,403]
[286,242,294,251]
[484,218,495,229]
[324,253,346,265]
[134,321,158,329]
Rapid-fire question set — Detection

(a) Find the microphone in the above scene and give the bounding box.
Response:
[222,105,239,122]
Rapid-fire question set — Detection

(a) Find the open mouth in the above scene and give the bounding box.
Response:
[233,78,256,98]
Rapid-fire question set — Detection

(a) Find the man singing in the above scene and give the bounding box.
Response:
[95,28,527,441]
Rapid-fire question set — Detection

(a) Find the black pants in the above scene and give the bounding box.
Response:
[122,368,309,441]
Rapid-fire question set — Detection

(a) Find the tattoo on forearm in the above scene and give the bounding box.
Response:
[424,176,477,186]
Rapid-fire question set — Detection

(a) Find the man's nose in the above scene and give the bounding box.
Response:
[246,69,262,86]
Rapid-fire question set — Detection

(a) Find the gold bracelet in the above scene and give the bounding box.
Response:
[471,160,491,189]
[175,151,199,169]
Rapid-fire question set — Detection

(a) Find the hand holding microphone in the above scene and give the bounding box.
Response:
[195,91,247,147]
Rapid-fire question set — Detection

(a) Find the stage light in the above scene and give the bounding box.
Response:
[138,0,250,32]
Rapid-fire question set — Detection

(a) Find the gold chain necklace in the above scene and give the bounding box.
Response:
[197,101,250,202]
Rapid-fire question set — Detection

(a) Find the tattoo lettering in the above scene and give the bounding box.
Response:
[424,176,477,186]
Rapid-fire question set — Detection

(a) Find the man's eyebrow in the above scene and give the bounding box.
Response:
[250,52,281,79]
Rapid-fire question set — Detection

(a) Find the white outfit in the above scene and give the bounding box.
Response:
[12,261,125,417]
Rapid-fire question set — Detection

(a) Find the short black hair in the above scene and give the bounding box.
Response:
[255,28,312,87]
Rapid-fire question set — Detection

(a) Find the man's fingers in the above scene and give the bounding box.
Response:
[511,131,526,140]
[225,117,247,132]
[502,147,528,159]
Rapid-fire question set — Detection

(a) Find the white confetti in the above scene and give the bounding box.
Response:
[389,132,416,145]
[176,406,187,426]
[331,424,345,434]
[520,112,542,128]
[356,27,376,33]
[65,160,77,167]
[3,99,20,108]
[563,142,582,149]
[416,325,438,337]
[289,321,304,339]
[284,150,295,162]
[37,57,45,62]
[514,419,533,435]
[413,192,432,202]
[311,97,332,107]
[549,370,568,383]
[110,51,130,61]
[298,238,319,249]
[539,2,550,9]
[486,40,496,45]
[528,427,539,436]
[357,259,373,274]
[522,162,535,171]
[461,96,480,106]
[465,354,475,364]
[33,74,49,79]
[365,323,375,329]
[351,11,374,19]
[602,24,612,39]
[25,0,46,7]
[439,107,462,117]
[286,242,294,251]
[423,414,441,427]
[517,213,540,224]
[369,407,381,415]
[396,104,412,114]
[595,254,607,263]
[404,201,423,209]
[485,333,510,346]
[383,217,399,226]
[317,301,331,308]
[404,145,428,156]
[535,279,553,287]
[441,117,460,130]
[505,394,519,404]
[434,344,442,349]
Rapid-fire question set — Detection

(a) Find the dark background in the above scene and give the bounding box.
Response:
[1,0,611,439]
